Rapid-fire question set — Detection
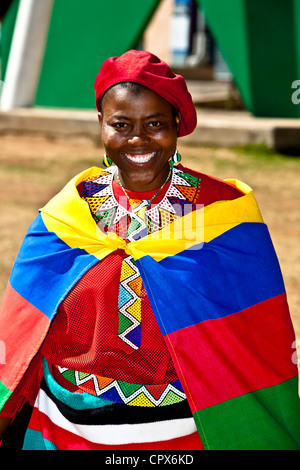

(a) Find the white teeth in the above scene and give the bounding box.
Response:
[124,152,156,163]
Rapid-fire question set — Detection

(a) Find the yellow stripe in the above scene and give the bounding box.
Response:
[41,167,124,261]
[40,167,264,264]
[130,180,263,261]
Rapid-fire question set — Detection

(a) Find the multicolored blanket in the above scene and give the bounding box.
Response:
[0,166,299,449]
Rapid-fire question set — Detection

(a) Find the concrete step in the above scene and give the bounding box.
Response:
[1,106,300,153]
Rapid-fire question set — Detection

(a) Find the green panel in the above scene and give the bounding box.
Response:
[245,0,298,117]
[291,0,300,99]
[198,0,300,117]
[194,377,300,450]
[0,0,20,81]
[197,0,252,111]
[35,0,161,109]
[0,380,12,413]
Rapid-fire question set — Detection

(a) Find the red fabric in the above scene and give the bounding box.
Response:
[0,352,43,418]
[0,282,49,391]
[94,50,197,137]
[42,252,178,385]
[0,167,244,418]
[177,165,245,205]
[28,407,204,450]
[112,178,172,211]
[166,293,297,413]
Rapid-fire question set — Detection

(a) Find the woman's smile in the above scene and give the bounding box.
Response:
[122,151,157,164]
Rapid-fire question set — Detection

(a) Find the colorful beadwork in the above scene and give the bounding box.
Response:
[79,166,201,242]
[118,255,142,351]
[56,365,186,407]
[117,167,172,206]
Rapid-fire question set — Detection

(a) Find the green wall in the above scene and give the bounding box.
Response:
[4,0,300,117]
[0,0,20,81]
[34,0,161,109]
[198,0,300,117]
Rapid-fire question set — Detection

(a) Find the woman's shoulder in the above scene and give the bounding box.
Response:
[177,164,245,206]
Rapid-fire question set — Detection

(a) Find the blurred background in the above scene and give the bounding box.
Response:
[0,0,299,340]
[0,0,234,111]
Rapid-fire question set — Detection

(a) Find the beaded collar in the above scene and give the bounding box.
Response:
[79,165,201,242]
[116,167,172,207]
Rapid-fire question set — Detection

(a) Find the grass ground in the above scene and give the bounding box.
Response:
[0,134,299,341]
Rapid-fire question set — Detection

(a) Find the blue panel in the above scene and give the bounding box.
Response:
[22,429,58,450]
[9,214,99,320]
[136,223,285,335]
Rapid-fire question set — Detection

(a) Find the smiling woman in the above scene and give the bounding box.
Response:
[0,50,300,451]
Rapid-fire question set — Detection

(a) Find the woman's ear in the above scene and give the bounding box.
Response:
[97,111,103,126]
[175,113,181,136]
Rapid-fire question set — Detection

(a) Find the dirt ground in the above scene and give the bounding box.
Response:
[0,134,300,342]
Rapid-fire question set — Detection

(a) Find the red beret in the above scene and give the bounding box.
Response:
[94,50,197,137]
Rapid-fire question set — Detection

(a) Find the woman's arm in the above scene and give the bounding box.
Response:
[0,418,11,440]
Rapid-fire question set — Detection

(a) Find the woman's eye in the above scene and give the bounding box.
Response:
[149,121,161,128]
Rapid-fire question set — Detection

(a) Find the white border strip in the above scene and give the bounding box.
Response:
[36,388,197,445]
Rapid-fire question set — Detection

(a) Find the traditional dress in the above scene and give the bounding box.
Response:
[0,164,299,450]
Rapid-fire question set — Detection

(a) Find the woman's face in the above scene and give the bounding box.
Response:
[98,85,180,191]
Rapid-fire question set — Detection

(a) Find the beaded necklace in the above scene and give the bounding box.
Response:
[116,167,172,206]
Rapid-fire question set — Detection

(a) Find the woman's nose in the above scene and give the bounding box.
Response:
[127,125,150,145]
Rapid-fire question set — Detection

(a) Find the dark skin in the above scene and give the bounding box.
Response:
[98,85,181,192]
[0,417,11,439]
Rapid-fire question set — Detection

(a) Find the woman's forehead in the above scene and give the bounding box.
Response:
[101,84,174,116]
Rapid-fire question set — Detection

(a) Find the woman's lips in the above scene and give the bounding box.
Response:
[123,152,156,163]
